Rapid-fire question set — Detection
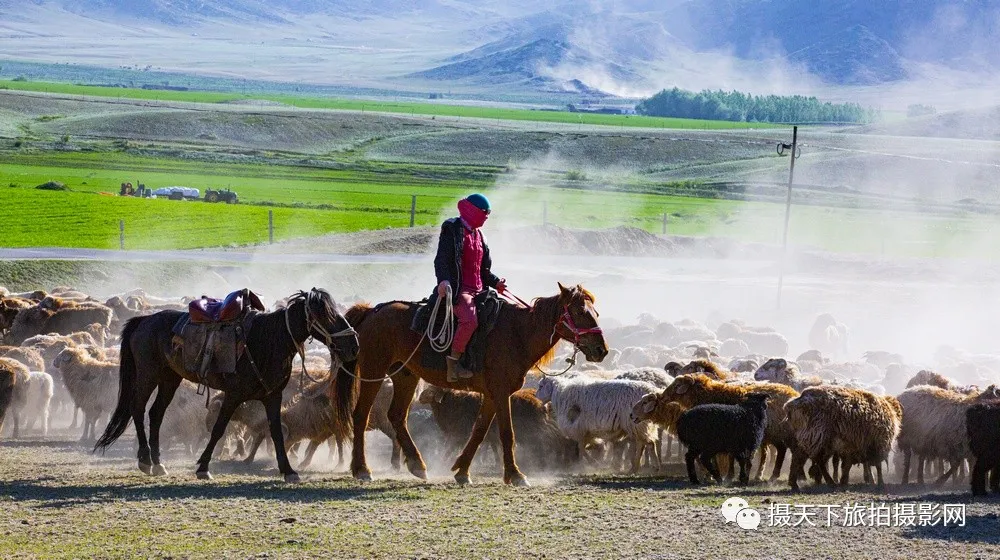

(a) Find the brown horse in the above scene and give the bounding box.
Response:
[334,282,608,486]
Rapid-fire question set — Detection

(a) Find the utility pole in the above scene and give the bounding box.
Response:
[775,125,800,310]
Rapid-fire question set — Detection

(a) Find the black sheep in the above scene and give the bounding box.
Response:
[966,402,1000,496]
[677,392,769,485]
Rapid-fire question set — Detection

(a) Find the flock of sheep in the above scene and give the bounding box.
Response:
[3,285,1000,495]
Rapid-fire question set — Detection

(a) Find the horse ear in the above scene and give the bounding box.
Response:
[557,282,568,295]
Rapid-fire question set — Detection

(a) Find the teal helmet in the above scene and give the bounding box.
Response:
[466,193,491,213]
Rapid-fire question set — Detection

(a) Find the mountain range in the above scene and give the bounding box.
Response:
[2,0,999,96]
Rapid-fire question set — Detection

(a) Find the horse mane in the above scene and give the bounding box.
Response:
[345,302,373,328]
[525,291,563,370]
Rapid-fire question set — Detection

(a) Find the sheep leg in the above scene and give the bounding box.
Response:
[916,456,925,485]
[700,452,722,483]
[685,449,700,484]
[769,445,788,482]
[971,459,989,496]
[788,451,806,491]
[874,462,886,490]
[243,432,266,464]
[147,378,180,476]
[990,466,1000,493]
[839,460,852,487]
[11,409,19,439]
[70,406,79,430]
[262,393,298,483]
[737,454,751,485]
[627,439,644,474]
[901,449,911,484]
[385,375,425,480]
[863,464,874,485]
[934,461,960,486]
[298,440,321,470]
[196,394,241,480]
[451,397,497,486]
[753,443,768,481]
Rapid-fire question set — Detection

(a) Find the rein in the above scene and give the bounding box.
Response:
[285,290,358,391]
[534,303,603,377]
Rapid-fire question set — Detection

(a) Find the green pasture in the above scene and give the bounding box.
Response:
[2,150,997,257]
[0,79,780,130]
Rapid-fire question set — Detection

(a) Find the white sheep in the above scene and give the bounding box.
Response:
[809,314,850,360]
[21,371,54,435]
[536,375,659,473]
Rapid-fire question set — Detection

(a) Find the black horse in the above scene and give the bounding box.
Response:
[94,288,359,482]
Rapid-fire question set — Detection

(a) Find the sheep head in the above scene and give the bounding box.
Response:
[754,358,797,385]
[664,361,683,377]
[630,393,658,424]
[662,374,714,408]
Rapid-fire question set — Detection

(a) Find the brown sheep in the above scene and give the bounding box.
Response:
[52,347,119,442]
[419,385,578,472]
[754,358,823,391]
[7,303,112,345]
[784,385,901,490]
[243,378,352,470]
[0,361,18,433]
[896,385,1000,485]
[0,346,46,372]
[660,374,799,480]
[678,359,730,380]
[0,358,31,438]
[905,370,957,391]
[0,297,34,334]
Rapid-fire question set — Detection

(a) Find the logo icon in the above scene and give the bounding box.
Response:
[737,508,761,530]
[721,498,760,530]
[720,497,750,523]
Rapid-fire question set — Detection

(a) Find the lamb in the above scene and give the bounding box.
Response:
[614,367,673,389]
[808,314,849,360]
[243,378,352,469]
[678,359,730,380]
[906,370,958,391]
[966,402,1000,496]
[0,346,46,372]
[717,322,789,357]
[6,302,113,345]
[19,371,54,436]
[0,361,16,433]
[158,381,210,454]
[784,385,901,490]
[536,376,659,473]
[0,358,30,438]
[677,393,770,485]
[659,374,799,481]
[896,385,1000,485]
[52,347,119,441]
[754,358,823,392]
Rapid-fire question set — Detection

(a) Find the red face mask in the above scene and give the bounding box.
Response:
[458,198,488,229]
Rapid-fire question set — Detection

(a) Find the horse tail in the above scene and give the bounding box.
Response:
[332,303,373,429]
[94,315,144,453]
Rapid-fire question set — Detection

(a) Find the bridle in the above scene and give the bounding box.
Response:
[284,289,358,386]
[536,300,603,377]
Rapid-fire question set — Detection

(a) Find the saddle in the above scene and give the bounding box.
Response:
[410,288,505,374]
[171,289,266,391]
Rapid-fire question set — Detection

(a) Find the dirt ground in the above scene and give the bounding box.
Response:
[2,427,999,559]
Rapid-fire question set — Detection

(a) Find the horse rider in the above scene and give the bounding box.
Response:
[430,193,506,382]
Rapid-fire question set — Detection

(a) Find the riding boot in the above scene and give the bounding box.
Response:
[447,351,474,382]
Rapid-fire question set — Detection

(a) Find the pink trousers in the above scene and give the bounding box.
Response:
[452,290,478,354]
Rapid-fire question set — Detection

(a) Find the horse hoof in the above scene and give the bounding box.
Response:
[151,464,169,476]
[284,473,301,484]
[196,470,213,481]
[509,475,531,488]
[354,471,372,482]
[138,462,153,475]
[455,473,471,486]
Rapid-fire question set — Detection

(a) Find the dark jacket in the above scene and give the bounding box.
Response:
[429,217,500,305]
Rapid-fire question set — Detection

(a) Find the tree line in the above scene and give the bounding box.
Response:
[635,88,879,124]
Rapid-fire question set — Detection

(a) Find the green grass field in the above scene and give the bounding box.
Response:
[0,79,780,130]
[3,149,996,257]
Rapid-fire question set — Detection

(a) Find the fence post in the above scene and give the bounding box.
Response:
[662,212,668,234]
[410,195,417,227]
[543,201,548,226]
[268,209,274,244]
[119,220,125,250]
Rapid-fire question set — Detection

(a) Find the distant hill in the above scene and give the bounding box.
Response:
[853,106,1000,141]
[3,0,1000,93]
